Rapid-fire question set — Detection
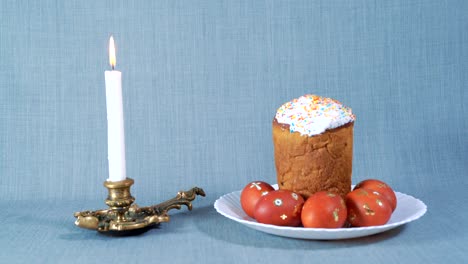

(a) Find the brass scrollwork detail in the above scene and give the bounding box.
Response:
[74,178,205,235]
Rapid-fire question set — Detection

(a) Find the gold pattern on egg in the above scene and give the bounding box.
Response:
[280,214,288,220]
[376,199,383,207]
[358,189,369,196]
[333,208,340,222]
[363,203,375,216]
[349,211,356,222]
[378,183,388,188]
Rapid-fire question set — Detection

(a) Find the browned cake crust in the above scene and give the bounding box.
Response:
[273,119,353,198]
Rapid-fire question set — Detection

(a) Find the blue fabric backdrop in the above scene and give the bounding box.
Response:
[0,0,467,263]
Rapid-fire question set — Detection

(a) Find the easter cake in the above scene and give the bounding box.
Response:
[273,94,355,198]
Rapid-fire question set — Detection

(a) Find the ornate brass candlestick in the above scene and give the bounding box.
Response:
[74,178,205,235]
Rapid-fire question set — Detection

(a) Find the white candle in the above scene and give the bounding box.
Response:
[105,36,127,182]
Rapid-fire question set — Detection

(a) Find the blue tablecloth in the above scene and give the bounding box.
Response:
[1,0,466,263]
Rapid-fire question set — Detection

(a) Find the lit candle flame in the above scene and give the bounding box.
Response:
[109,36,116,70]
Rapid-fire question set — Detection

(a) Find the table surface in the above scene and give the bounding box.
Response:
[0,193,464,263]
[1,0,467,263]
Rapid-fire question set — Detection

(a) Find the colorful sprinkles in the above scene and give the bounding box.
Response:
[275,94,355,136]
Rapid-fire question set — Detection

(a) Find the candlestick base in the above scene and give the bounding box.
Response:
[73,178,205,235]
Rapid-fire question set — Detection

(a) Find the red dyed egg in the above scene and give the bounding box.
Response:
[240,181,274,218]
[354,179,397,212]
[254,190,304,226]
[301,191,347,228]
[346,188,393,227]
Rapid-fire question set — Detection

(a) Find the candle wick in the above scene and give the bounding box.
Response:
[111,65,115,70]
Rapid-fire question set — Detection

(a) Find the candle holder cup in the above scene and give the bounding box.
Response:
[74,178,205,235]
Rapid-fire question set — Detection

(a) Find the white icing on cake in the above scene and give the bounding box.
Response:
[275,94,355,136]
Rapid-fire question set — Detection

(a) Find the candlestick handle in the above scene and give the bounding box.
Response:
[148,187,206,215]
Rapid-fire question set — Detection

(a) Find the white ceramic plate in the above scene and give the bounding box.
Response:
[214,185,427,240]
